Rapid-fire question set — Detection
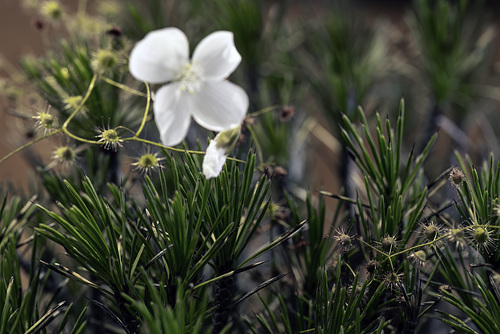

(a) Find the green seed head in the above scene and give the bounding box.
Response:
[381,236,396,251]
[41,1,64,21]
[424,224,439,241]
[137,154,157,168]
[56,146,75,162]
[473,227,489,244]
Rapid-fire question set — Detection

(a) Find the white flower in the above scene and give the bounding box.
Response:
[202,126,240,179]
[129,27,249,146]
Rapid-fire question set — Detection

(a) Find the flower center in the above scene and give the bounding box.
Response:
[175,62,202,94]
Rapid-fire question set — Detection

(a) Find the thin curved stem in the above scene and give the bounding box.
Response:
[122,137,245,163]
[101,76,148,97]
[62,74,99,144]
[134,82,151,137]
[0,129,62,165]
[247,105,281,118]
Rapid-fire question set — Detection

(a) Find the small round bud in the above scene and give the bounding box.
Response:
[32,19,45,31]
[280,105,295,122]
[60,67,70,80]
[449,168,466,188]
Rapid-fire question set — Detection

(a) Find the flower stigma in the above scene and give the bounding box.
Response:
[175,62,203,94]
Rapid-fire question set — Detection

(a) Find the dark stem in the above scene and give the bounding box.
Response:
[212,267,236,333]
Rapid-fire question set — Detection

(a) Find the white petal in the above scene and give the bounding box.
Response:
[129,27,189,83]
[154,84,192,146]
[191,81,248,131]
[202,139,227,179]
[192,31,241,81]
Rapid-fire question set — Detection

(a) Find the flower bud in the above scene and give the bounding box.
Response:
[202,126,241,179]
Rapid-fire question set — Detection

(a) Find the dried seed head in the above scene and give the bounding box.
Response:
[381,235,396,252]
[382,271,402,290]
[365,260,378,274]
[32,19,45,31]
[439,285,452,294]
[449,168,466,188]
[333,228,353,253]
[280,105,295,122]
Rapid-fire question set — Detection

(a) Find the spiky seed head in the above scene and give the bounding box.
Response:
[40,1,64,22]
[63,96,83,110]
[91,49,118,73]
[383,271,402,290]
[381,235,396,251]
[97,128,122,151]
[449,168,466,188]
[409,250,427,265]
[365,260,378,274]
[132,153,163,174]
[446,227,468,252]
[472,227,488,244]
[53,146,76,166]
[423,223,440,241]
[333,228,353,253]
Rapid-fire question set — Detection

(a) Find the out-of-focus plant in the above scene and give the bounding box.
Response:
[407,0,495,152]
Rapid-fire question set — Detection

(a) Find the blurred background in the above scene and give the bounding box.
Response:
[2,0,500,200]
